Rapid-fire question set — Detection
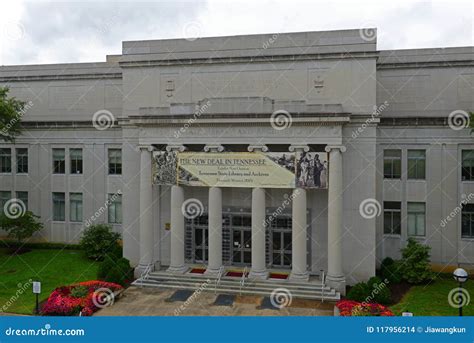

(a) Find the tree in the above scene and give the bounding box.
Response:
[0,87,27,142]
[0,211,43,245]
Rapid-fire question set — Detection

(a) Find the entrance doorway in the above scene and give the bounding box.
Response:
[230,214,252,265]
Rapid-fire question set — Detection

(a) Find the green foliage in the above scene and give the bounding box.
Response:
[347,282,370,302]
[0,211,43,244]
[70,285,89,298]
[367,276,391,305]
[97,255,132,286]
[0,87,27,142]
[380,257,403,284]
[79,224,121,261]
[400,238,435,284]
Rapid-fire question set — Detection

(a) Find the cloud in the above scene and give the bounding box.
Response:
[0,0,472,65]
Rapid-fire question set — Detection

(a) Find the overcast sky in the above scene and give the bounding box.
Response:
[0,0,472,65]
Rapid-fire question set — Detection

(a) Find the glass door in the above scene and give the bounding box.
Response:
[231,213,252,265]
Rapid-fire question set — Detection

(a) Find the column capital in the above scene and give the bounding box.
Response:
[325,145,346,153]
[289,145,309,153]
[137,145,154,152]
[248,145,268,153]
[166,144,187,152]
[204,144,224,152]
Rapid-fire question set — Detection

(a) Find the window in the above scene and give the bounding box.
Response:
[462,204,474,238]
[69,193,83,222]
[70,148,83,174]
[0,191,11,215]
[384,149,401,179]
[108,149,122,175]
[52,192,65,221]
[407,202,425,236]
[462,150,474,181]
[52,149,65,174]
[16,148,28,174]
[383,202,401,235]
[407,150,425,180]
[108,193,122,224]
[16,191,28,210]
[0,148,12,173]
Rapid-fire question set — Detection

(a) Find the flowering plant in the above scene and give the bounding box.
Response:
[336,300,393,316]
[41,280,122,316]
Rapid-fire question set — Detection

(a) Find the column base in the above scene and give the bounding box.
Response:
[249,269,268,280]
[204,266,223,276]
[326,274,346,295]
[134,263,155,279]
[167,265,189,274]
[289,271,309,281]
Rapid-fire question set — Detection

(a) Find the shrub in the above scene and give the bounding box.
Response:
[98,255,132,286]
[367,276,391,305]
[0,211,43,245]
[346,282,370,302]
[80,224,120,261]
[380,257,403,284]
[70,285,89,298]
[400,238,435,284]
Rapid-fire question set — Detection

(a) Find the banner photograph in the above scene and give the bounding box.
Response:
[152,151,328,189]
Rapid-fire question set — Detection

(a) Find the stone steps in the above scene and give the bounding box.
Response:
[132,271,341,301]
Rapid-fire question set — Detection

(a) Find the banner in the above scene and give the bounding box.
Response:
[152,151,328,189]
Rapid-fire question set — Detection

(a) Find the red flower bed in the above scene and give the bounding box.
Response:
[336,300,394,316]
[41,280,123,316]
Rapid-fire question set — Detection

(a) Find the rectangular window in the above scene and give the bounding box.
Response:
[108,193,122,224]
[16,148,28,174]
[462,150,474,181]
[0,191,11,215]
[407,150,426,180]
[52,192,65,221]
[52,148,66,174]
[69,192,83,222]
[16,191,28,210]
[462,204,474,238]
[384,149,401,179]
[407,202,426,236]
[383,201,401,235]
[70,148,83,174]
[0,148,12,173]
[108,149,122,175]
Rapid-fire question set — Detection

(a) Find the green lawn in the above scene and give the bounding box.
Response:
[391,275,474,316]
[0,248,99,314]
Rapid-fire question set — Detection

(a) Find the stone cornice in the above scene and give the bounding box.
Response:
[0,73,122,82]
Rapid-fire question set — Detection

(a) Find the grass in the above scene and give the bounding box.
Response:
[391,274,474,316]
[0,248,99,314]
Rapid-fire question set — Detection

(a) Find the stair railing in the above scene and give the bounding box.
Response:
[139,264,153,288]
[320,270,326,303]
[239,267,248,295]
[215,266,225,294]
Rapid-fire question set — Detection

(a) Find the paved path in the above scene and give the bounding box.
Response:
[95,286,335,316]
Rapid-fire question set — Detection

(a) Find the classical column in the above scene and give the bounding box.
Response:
[136,145,155,277]
[289,145,309,281]
[325,145,346,294]
[166,145,188,274]
[248,145,268,279]
[204,145,224,275]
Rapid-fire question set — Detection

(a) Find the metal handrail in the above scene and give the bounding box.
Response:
[215,266,225,293]
[321,270,326,303]
[239,267,248,295]
[139,264,153,288]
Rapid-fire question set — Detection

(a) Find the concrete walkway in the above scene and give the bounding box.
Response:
[95,286,335,316]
